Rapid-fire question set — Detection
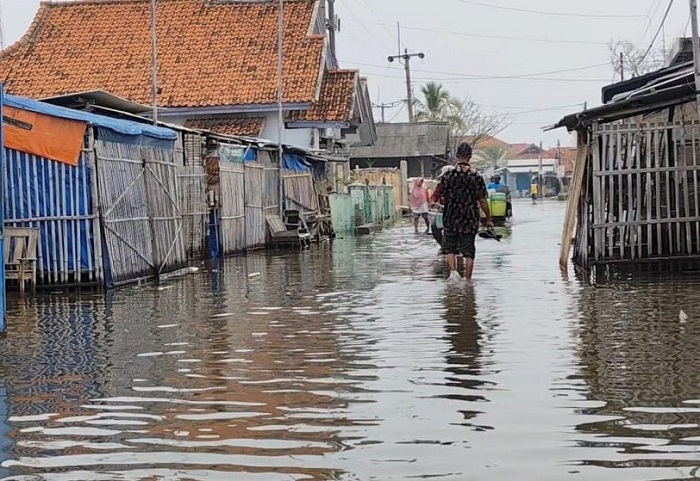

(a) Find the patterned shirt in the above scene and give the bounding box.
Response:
[440,167,487,234]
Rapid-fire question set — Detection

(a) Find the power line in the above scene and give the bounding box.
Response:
[453,0,647,19]
[354,0,396,46]
[345,60,610,80]
[640,0,675,63]
[387,103,406,123]
[480,102,582,112]
[343,19,609,46]
[360,70,609,83]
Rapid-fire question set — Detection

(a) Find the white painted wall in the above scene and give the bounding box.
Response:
[157,112,316,149]
[261,113,314,148]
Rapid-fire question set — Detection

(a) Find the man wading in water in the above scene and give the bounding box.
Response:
[439,143,494,281]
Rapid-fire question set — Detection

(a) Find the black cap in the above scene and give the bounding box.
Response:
[456,142,472,158]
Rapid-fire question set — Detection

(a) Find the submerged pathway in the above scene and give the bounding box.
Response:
[0,201,699,481]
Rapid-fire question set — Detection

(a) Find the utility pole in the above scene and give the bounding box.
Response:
[620,51,624,81]
[388,49,424,123]
[690,0,700,118]
[538,140,543,200]
[150,0,159,125]
[0,0,4,51]
[326,0,339,62]
[277,0,285,217]
[375,103,389,123]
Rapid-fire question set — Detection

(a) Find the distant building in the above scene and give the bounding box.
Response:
[350,122,451,178]
[498,158,559,196]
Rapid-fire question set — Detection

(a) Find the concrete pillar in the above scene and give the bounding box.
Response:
[400,159,408,208]
[420,158,426,178]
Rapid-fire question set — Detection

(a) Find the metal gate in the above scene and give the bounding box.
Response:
[219,162,245,255]
[245,163,266,249]
[95,141,186,285]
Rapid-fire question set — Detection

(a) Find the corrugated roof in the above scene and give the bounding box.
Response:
[5,94,177,140]
[350,122,450,159]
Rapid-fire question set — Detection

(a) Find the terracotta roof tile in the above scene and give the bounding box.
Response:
[290,69,357,122]
[0,0,323,108]
[184,117,265,137]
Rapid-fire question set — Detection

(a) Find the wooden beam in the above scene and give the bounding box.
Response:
[559,131,589,271]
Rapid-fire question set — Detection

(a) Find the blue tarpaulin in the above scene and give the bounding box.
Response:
[4,94,177,141]
[4,148,96,277]
[282,153,310,173]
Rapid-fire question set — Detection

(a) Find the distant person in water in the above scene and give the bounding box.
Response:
[410,178,431,234]
[439,143,493,280]
[530,180,539,203]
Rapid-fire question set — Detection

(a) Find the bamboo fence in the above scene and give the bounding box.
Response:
[219,162,246,255]
[178,164,208,260]
[351,168,403,213]
[244,163,266,249]
[572,120,700,274]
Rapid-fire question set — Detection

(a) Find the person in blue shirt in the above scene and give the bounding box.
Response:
[487,175,502,191]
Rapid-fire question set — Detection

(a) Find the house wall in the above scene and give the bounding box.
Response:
[350,157,443,179]
[160,113,319,150]
[261,113,316,148]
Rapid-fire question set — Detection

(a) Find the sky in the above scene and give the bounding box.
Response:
[0,0,694,148]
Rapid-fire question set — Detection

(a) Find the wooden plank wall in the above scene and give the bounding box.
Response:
[559,132,587,270]
[585,121,700,267]
[283,170,319,213]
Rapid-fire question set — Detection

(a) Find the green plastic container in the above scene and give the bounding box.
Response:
[436,212,444,229]
[482,192,508,218]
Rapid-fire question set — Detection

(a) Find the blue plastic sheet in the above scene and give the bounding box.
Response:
[282,153,310,172]
[5,94,177,141]
[4,148,96,276]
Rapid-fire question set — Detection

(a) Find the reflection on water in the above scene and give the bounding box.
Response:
[1,201,700,480]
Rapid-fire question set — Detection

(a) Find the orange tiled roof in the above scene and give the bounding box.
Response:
[291,70,358,122]
[184,117,266,137]
[0,0,324,108]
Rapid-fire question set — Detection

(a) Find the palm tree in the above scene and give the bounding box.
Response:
[478,146,508,169]
[414,82,452,121]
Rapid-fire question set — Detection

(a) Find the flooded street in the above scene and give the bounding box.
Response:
[2,200,700,480]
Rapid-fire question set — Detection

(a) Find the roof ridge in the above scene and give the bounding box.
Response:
[0,4,50,59]
[327,69,360,74]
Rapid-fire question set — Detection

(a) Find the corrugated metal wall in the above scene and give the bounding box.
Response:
[4,147,100,286]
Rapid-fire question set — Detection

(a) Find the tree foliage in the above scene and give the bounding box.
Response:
[608,39,665,80]
[414,82,509,157]
[476,146,509,170]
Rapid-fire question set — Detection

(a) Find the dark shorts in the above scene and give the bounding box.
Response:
[442,230,476,258]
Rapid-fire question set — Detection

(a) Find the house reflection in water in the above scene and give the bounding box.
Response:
[575,279,700,469]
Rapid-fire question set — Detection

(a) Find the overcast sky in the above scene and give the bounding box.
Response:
[1,0,693,147]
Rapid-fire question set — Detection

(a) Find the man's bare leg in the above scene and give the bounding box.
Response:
[423,214,430,232]
[447,254,458,275]
[413,216,419,232]
[463,257,475,280]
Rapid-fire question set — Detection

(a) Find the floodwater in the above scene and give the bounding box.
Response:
[2,201,700,480]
